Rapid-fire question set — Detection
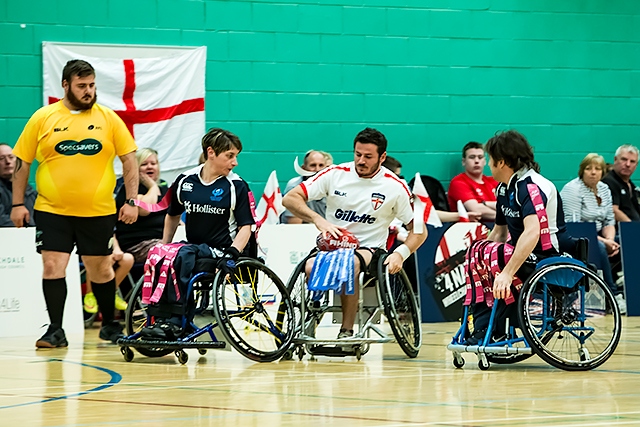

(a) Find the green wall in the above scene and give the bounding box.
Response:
[1,0,639,195]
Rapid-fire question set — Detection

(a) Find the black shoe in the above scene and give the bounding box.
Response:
[36,325,68,348]
[140,319,183,341]
[99,321,125,344]
[463,328,486,346]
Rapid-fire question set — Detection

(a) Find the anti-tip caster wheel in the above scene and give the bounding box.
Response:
[121,346,134,362]
[176,350,188,365]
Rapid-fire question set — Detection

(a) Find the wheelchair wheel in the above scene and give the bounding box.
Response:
[518,262,622,371]
[378,255,422,358]
[212,259,295,362]
[280,255,327,340]
[125,278,172,358]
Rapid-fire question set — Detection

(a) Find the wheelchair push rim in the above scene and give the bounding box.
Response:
[518,262,622,371]
[212,258,296,362]
[378,254,422,358]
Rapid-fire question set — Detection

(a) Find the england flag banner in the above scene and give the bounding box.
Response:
[42,42,206,175]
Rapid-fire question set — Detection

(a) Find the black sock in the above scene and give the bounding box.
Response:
[92,278,116,324]
[43,278,67,329]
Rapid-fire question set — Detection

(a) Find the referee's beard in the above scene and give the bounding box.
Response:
[67,90,97,111]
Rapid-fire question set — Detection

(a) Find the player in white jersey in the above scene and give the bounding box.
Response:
[283,128,427,338]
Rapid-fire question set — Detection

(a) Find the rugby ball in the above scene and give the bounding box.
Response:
[316,230,360,251]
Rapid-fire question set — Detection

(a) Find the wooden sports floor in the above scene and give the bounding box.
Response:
[2,319,640,427]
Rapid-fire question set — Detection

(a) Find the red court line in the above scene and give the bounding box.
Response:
[73,396,422,424]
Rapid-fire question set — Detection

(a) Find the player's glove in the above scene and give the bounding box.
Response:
[216,246,240,278]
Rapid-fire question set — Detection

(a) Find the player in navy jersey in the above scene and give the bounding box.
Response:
[465,129,573,344]
[283,128,427,339]
[141,128,255,339]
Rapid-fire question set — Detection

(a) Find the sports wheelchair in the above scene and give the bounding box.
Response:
[118,257,296,364]
[279,251,422,361]
[447,240,622,371]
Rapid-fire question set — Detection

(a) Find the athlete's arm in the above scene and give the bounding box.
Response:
[487,224,508,243]
[384,220,427,274]
[230,225,252,253]
[162,214,181,244]
[10,157,31,228]
[119,152,139,224]
[282,185,343,238]
[493,215,540,300]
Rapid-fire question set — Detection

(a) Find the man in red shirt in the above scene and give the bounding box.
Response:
[448,141,498,221]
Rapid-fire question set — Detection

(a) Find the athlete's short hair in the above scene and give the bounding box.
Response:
[354,127,387,156]
[462,141,483,158]
[62,59,95,84]
[485,130,540,173]
[202,128,242,157]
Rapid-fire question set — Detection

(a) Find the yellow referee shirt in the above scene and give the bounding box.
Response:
[13,101,137,217]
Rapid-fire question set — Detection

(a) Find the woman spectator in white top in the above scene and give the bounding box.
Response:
[560,153,625,313]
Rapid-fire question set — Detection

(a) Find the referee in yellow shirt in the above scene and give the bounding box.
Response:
[11,59,139,347]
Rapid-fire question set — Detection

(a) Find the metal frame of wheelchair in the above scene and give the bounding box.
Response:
[448,256,622,371]
[117,257,296,364]
[280,252,422,361]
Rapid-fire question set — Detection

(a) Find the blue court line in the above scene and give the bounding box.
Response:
[0,358,122,410]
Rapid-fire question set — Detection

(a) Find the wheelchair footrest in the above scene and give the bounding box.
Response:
[117,338,226,350]
[294,337,393,346]
[447,343,532,355]
[308,345,360,357]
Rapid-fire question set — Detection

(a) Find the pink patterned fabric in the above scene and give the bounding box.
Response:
[142,242,187,304]
[132,188,173,213]
[463,240,523,307]
[526,183,552,251]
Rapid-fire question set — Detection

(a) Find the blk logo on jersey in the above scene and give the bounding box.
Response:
[54,139,102,156]
[334,190,347,197]
[184,200,225,215]
[335,209,377,224]
[371,193,386,210]
[210,188,224,202]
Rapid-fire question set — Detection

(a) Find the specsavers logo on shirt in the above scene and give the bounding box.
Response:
[55,139,103,156]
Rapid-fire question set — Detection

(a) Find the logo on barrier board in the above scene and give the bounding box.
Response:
[431,224,489,320]
[0,298,20,312]
[0,256,25,270]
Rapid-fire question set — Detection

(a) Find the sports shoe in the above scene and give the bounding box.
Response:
[114,293,128,311]
[36,326,68,348]
[99,321,125,344]
[337,328,354,339]
[141,319,184,341]
[615,294,627,315]
[83,292,98,314]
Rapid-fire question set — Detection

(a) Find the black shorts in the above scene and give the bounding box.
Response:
[34,210,116,256]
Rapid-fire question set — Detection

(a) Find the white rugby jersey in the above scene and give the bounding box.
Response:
[301,162,413,248]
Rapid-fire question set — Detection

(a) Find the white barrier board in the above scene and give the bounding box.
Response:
[0,228,83,338]
[258,224,318,286]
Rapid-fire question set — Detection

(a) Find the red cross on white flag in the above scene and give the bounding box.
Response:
[42,42,206,175]
[255,171,284,226]
[412,173,443,233]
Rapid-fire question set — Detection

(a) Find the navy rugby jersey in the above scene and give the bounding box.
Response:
[495,168,572,256]
[167,166,255,249]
